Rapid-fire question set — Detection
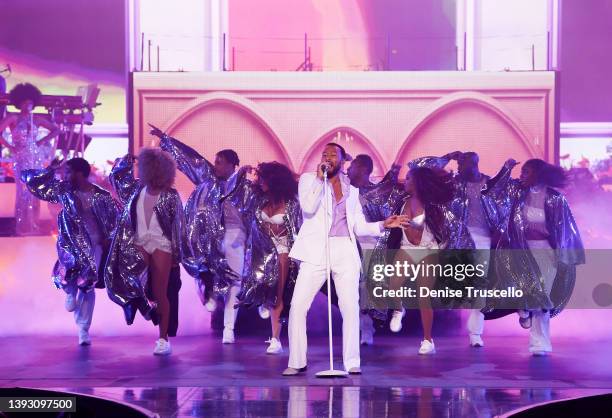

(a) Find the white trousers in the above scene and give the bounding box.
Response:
[69,244,103,332]
[74,289,96,331]
[526,239,556,353]
[223,228,245,331]
[529,310,552,353]
[288,237,361,371]
[467,228,491,337]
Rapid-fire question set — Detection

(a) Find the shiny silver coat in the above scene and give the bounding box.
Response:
[159,134,238,296]
[482,165,585,316]
[410,156,504,238]
[104,155,184,315]
[227,171,302,309]
[364,160,475,315]
[21,166,119,291]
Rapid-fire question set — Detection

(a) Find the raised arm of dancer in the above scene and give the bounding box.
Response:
[20,158,64,203]
[109,154,139,205]
[150,124,214,186]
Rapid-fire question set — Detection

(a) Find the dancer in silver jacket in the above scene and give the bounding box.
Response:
[150,126,244,344]
[105,150,184,355]
[22,157,119,345]
[229,162,302,354]
[365,159,473,355]
[482,158,585,355]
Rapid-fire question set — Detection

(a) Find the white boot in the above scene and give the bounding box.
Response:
[222,328,235,344]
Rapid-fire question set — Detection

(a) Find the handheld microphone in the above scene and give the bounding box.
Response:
[320,163,330,173]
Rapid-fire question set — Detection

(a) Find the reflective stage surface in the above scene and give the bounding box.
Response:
[1,335,610,417]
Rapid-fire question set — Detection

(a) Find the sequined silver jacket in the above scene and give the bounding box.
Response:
[482,165,585,316]
[104,155,184,312]
[21,166,119,291]
[225,170,302,309]
[159,134,239,296]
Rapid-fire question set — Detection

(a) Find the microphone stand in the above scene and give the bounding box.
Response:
[316,167,348,378]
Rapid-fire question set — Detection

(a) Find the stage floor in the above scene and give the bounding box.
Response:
[1,335,611,417]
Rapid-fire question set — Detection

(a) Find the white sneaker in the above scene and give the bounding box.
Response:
[389,309,405,333]
[418,339,436,355]
[205,297,217,312]
[65,291,77,312]
[266,337,283,354]
[258,305,271,319]
[222,328,235,344]
[78,329,91,346]
[469,334,484,347]
[153,338,172,355]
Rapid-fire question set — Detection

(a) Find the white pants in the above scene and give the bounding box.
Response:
[223,228,245,331]
[466,227,491,337]
[288,237,361,371]
[529,310,552,353]
[70,243,102,332]
[74,289,95,331]
[525,239,556,353]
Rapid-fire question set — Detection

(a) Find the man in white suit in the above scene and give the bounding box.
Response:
[283,143,407,376]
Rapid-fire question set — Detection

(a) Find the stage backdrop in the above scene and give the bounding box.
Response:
[131,71,557,197]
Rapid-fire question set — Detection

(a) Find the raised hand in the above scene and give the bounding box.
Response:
[239,165,255,176]
[148,123,165,138]
[504,158,519,170]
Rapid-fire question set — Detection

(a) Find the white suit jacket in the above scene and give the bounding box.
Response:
[289,172,383,266]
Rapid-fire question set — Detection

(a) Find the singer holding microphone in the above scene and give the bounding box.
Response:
[283,143,408,376]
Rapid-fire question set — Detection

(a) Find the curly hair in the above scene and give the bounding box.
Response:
[409,166,454,205]
[138,147,176,191]
[257,161,298,204]
[523,158,567,189]
[9,83,42,108]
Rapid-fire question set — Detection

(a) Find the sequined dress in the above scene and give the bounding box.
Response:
[10,115,53,235]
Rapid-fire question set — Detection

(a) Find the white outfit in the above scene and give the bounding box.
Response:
[72,190,103,333]
[523,188,557,353]
[288,172,383,371]
[73,244,102,333]
[464,178,492,339]
[466,227,491,337]
[399,209,439,257]
[135,187,172,254]
[221,172,246,332]
[261,211,289,254]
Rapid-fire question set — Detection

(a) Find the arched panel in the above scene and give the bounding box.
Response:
[396,96,539,177]
[150,96,293,197]
[299,126,387,179]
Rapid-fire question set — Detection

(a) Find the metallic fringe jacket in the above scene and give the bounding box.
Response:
[21,166,119,291]
[104,155,184,323]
